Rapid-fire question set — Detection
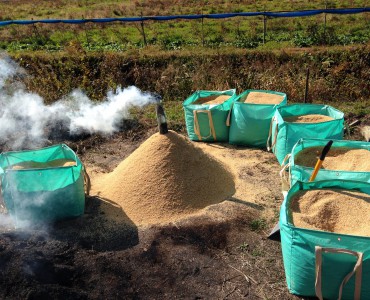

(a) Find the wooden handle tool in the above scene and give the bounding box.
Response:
[309,140,333,182]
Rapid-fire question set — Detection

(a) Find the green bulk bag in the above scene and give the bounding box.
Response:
[228,89,287,148]
[268,104,344,165]
[183,89,236,142]
[280,180,370,300]
[281,138,370,188]
[0,144,86,225]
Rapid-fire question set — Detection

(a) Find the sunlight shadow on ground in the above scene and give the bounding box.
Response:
[50,195,139,252]
[226,196,264,210]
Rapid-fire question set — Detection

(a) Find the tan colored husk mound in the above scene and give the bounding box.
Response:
[295,147,370,171]
[283,114,334,123]
[193,95,230,105]
[11,159,76,170]
[242,92,284,104]
[290,189,370,236]
[92,131,235,225]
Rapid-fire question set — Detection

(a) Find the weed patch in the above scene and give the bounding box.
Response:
[250,218,267,231]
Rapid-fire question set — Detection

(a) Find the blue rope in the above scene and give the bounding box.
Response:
[0,8,368,27]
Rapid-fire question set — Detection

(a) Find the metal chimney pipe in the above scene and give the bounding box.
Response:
[153,93,168,134]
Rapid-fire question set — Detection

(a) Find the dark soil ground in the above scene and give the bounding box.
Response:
[0,115,368,300]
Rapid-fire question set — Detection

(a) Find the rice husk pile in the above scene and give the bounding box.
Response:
[193,95,230,105]
[295,147,370,171]
[242,92,284,104]
[92,131,235,225]
[290,189,370,236]
[11,159,76,170]
[283,114,334,123]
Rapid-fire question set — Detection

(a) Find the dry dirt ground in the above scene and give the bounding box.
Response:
[0,119,368,300]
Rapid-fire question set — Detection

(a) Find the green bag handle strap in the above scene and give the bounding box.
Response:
[280,153,291,167]
[61,144,78,165]
[82,165,91,196]
[226,102,234,127]
[193,109,217,141]
[279,154,291,191]
[267,117,278,152]
[315,246,363,300]
[266,117,274,151]
[4,155,12,169]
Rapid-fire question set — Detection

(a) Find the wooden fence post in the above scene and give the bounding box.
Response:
[304,68,310,103]
[201,16,205,47]
[263,15,267,44]
[324,0,328,44]
[82,16,91,48]
[140,12,147,46]
[32,20,41,41]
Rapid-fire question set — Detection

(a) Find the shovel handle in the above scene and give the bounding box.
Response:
[319,140,333,160]
[309,140,333,182]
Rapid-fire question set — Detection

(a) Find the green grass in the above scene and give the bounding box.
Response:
[238,242,249,252]
[0,0,368,52]
[250,218,268,231]
[12,46,369,107]
[327,100,370,117]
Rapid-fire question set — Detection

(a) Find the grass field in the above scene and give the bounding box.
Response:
[1,1,369,119]
[0,0,369,52]
[0,1,368,120]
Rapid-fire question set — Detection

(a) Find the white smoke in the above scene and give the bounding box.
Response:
[0,57,18,89]
[0,90,49,149]
[59,86,155,135]
[0,212,15,228]
[0,56,157,149]
[0,55,158,229]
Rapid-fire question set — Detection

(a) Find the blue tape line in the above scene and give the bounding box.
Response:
[0,8,368,27]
